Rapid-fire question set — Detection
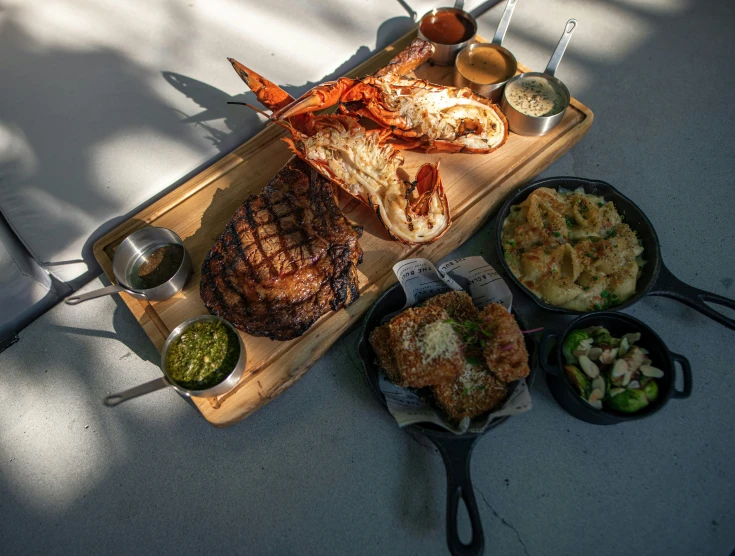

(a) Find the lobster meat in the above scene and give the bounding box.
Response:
[273,38,509,154]
[227,58,450,244]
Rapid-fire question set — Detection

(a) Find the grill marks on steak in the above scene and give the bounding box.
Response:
[200,158,363,340]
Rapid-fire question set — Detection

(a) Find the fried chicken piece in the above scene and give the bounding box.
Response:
[387,305,463,388]
[423,291,480,323]
[479,303,530,382]
[432,359,508,422]
[369,324,403,386]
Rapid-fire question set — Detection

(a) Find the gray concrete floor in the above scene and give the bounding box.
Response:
[2,0,735,554]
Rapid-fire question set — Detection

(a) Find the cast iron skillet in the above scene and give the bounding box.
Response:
[357,283,536,556]
[538,311,692,425]
[494,177,735,330]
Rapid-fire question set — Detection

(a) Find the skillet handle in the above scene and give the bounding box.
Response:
[650,264,735,330]
[538,332,561,376]
[428,435,484,556]
[671,352,693,399]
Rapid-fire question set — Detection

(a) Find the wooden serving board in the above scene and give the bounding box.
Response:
[94,30,593,427]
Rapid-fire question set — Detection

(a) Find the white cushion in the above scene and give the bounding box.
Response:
[0,213,64,343]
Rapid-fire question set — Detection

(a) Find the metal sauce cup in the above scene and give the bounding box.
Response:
[453,0,519,102]
[65,227,191,305]
[501,18,577,136]
[103,315,247,406]
[418,7,477,66]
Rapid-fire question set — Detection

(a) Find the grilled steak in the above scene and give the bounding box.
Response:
[200,158,363,340]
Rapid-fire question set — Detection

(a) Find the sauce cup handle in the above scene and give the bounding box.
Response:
[103,377,171,407]
[544,18,577,77]
[65,284,126,305]
[492,0,518,46]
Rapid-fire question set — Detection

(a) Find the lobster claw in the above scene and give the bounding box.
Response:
[273,77,357,120]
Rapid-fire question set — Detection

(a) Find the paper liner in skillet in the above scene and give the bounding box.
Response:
[370,256,533,434]
[494,177,735,330]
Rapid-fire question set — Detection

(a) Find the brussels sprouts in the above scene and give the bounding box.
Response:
[604,388,649,413]
[642,379,659,402]
[563,330,589,364]
[591,327,613,347]
[564,365,591,396]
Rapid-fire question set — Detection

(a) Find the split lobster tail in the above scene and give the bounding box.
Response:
[226,54,452,245]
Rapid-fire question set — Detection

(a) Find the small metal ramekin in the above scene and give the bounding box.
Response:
[501,18,577,136]
[104,315,247,406]
[65,227,191,305]
[453,0,519,102]
[417,7,478,66]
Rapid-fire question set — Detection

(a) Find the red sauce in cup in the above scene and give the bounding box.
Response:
[420,11,475,45]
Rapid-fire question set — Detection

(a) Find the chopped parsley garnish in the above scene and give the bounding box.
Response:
[446,319,492,350]
[601,290,609,298]
[565,216,575,228]
[553,231,561,237]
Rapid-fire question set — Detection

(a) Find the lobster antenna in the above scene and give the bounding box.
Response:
[227,102,292,132]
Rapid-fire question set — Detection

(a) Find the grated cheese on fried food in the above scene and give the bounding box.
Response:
[417,321,461,364]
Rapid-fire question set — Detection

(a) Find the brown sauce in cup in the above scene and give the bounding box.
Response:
[456,45,516,85]
[129,244,184,290]
[420,11,475,45]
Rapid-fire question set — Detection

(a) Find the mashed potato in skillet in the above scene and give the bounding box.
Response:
[501,187,644,311]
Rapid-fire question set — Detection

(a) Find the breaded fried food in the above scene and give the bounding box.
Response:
[369,324,403,386]
[423,291,480,323]
[479,303,530,382]
[432,360,508,422]
[387,305,463,388]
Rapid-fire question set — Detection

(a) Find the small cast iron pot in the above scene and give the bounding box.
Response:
[539,312,692,425]
[494,177,735,330]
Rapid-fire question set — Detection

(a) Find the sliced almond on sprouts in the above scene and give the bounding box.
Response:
[623,332,642,344]
[578,355,600,378]
[628,380,641,389]
[587,347,603,361]
[573,348,589,357]
[599,348,618,365]
[618,337,629,357]
[622,371,632,386]
[609,388,625,397]
[641,365,664,378]
[640,347,649,355]
[588,389,604,409]
[592,376,606,396]
[611,359,629,378]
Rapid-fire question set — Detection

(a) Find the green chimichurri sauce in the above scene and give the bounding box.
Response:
[166,320,240,390]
